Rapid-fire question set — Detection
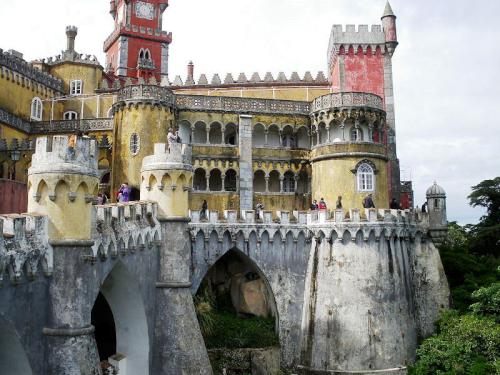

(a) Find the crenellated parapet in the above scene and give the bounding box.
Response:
[189,208,430,244]
[28,136,99,240]
[0,214,53,285]
[90,201,161,261]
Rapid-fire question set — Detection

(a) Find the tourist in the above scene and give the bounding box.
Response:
[390,198,400,209]
[363,194,375,208]
[318,198,327,210]
[421,201,428,213]
[118,183,131,203]
[200,200,208,220]
[167,127,177,149]
[255,201,264,219]
[310,199,318,210]
[336,196,343,209]
[97,193,104,205]
[175,129,182,143]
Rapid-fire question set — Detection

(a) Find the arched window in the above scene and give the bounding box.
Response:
[144,49,151,60]
[253,123,266,147]
[357,163,374,191]
[253,170,266,192]
[350,127,363,142]
[139,49,144,59]
[268,170,280,192]
[63,111,78,120]
[224,169,237,191]
[30,97,43,121]
[130,133,140,155]
[283,171,296,193]
[193,169,207,191]
[209,169,222,191]
[225,123,238,145]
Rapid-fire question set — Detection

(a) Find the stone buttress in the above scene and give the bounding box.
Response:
[141,142,212,374]
[28,135,101,375]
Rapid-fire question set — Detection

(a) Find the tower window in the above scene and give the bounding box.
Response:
[63,111,78,120]
[70,80,83,95]
[283,171,296,193]
[350,127,363,142]
[130,133,140,156]
[357,163,374,192]
[30,97,43,121]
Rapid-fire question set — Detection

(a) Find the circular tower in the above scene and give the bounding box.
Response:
[111,85,176,199]
[28,135,99,240]
[310,92,389,210]
[140,142,193,218]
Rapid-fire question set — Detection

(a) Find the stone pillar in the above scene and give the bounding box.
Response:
[279,176,284,193]
[205,174,210,192]
[28,136,101,374]
[141,143,212,374]
[239,115,253,210]
[221,173,226,191]
[206,128,210,144]
[265,176,269,193]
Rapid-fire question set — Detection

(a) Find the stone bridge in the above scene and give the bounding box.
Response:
[189,208,449,371]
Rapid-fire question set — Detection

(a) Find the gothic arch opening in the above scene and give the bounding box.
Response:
[0,315,33,375]
[92,262,149,374]
[194,248,279,349]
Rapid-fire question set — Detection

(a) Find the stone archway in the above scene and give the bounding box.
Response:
[92,262,150,374]
[0,315,33,375]
[196,248,279,328]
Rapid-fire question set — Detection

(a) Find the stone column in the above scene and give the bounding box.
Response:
[141,143,212,374]
[239,115,253,210]
[44,241,101,375]
[264,131,268,146]
[221,173,226,191]
[265,176,269,193]
[205,175,210,192]
[205,128,210,144]
[279,176,284,193]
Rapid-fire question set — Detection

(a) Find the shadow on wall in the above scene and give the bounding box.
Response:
[0,314,33,375]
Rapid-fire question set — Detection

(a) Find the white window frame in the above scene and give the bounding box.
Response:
[63,111,78,120]
[30,97,43,121]
[70,80,83,96]
[350,127,363,142]
[357,163,374,192]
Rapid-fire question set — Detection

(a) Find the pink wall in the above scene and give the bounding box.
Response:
[0,179,27,214]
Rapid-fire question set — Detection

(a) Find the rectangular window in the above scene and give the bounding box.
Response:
[70,80,83,95]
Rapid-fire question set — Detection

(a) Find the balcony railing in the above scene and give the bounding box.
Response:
[31,118,113,134]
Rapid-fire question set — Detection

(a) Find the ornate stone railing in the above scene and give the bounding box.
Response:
[176,95,311,116]
[0,108,31,133]
[0,49,64,92]
[116,85,175,105]
[31,118,113,134]
[311,92,384,112]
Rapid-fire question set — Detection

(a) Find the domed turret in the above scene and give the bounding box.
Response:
[426,181,447,244]
[426,182,446,198]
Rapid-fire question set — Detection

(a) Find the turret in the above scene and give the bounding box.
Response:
[140,142,193,219]
[381,1,398,55]
[27,136,99,240]
[65,26,78,53]
[426,182,448,244]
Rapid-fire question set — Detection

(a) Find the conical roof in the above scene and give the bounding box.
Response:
[382,1,395,18]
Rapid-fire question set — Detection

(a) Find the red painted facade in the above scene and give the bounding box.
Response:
[105,0,171,80]
[340,46,385,100]
[0,179,27,214]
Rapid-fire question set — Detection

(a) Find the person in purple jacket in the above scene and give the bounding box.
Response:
[118,183,131,203]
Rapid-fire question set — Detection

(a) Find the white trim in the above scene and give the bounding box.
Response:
[357,163,375,192]
[70,79,83,96]
[30,97,43,121]
[63,111,78,120]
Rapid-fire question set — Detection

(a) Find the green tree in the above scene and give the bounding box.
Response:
[467,177,500,257]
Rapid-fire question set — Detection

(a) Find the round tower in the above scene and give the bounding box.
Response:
[426,182,448,244]
[310,92,389,210]
[28,135,99,240]
[111,85,176,200]
[140,142,193,218]
[381,1,398,55]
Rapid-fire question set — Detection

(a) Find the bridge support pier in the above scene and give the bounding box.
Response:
[44,241,101,375]
[152,219,212,374]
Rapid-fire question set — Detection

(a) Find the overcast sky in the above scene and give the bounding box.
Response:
[1,0,498,224]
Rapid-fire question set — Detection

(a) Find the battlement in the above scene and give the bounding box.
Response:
[34,53,101,67]
[0,48,64,92]
[190,208,425,226]
[141,143,193,172]
[0,214,53,285]
[91,201,161,260]
[329,24,385,49]
[29,136,98,177]
[171,71,328,88]
[103,24,172,52]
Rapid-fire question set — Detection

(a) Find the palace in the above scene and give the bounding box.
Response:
[0,1,449,374]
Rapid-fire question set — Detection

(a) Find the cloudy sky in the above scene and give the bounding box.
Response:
[1,0,498,224]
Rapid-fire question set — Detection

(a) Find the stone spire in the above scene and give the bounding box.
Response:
[382,1,396,19]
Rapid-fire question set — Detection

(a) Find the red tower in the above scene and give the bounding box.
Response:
[104,0,172,83]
